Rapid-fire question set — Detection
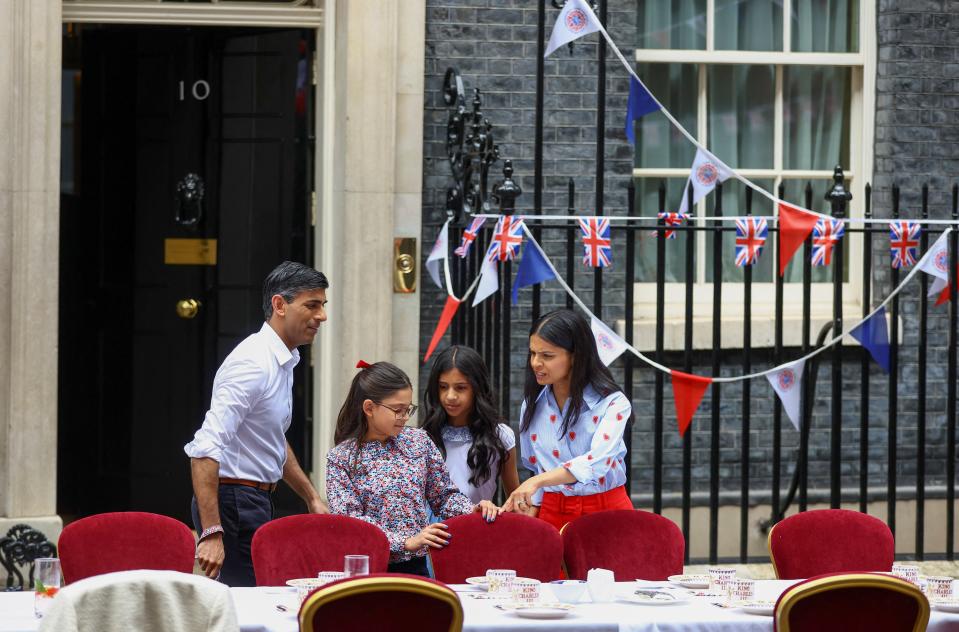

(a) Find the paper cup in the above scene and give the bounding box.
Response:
[927,576,954,600]
[707,567,736,595]
[317,571,346,584]
[892,564,920,585]
[729,578,755,603]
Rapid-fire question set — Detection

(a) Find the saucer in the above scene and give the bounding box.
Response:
[668,574,710,589]
[739,600,776,616]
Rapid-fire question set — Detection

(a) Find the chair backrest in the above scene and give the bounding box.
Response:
[767,509,894,579]
[774,572,929,632]
[250,514,389,586]
[299,573,462,632]
[38,569,238,632]
[561,509,683,580]
[58,512,195,584]
[428,513,563,583]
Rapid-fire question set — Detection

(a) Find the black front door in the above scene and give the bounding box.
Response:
[58,25,315,523]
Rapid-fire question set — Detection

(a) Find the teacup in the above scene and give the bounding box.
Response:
[927,576,954,600]
[486,569,516,597]
[729,578,755,603]
[892,564,920,585]
[707,567,736,595]
[317,571,346,584]
[512,578,541,605]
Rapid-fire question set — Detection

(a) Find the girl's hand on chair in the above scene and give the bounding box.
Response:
[474,500,502,522]
[404,522,451,551]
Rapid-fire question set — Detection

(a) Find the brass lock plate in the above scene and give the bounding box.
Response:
[165,238,217,265]
[394,237,417,293]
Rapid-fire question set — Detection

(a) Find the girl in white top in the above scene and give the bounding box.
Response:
[422,346,520,504]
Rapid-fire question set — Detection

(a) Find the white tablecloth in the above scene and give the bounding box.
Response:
[2,580,959,631]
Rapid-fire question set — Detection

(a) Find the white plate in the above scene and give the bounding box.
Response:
[933,600,959,613]
[668,574,710,589]
[285,578,326,590]
[619,589,688,605]
[513,606,574,620]
[464,577,490,590]
[739,601,776,616]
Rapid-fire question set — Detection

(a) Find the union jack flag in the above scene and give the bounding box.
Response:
[889,221,921,269]
[811,218,845,266]
[654,212,689,239]
[454,217,486,258]
[734,217,768,267]
[489,215,524,262]
[578,217,612,268]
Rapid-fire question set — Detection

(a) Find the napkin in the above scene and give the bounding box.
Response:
[586,568,616,603]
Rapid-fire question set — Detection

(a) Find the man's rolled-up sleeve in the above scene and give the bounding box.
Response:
[184,359,263,462]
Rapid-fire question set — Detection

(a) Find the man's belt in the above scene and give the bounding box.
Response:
[218,477,277,493]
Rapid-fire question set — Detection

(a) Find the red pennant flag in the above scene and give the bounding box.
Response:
[935,265,959,306]
[778,202,819,276]
[671,370,713,437]
[424,296,461,362]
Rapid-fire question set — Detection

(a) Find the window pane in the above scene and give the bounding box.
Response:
[634,64,697,169]
[705,179,775,283]
[637,0,706,49]
[780,179,850,283]
[714,0,782,51]
[791,0,859,52]
[783,66,850,171]
[708,65,774,169]
[634,177,694,283]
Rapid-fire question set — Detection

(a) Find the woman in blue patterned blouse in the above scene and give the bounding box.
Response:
[326,361,501,576]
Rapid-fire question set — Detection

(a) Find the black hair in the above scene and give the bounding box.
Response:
[521,308,623,437]
[334,362,413,468]
[262,261,329,320]
[421,346,508,488]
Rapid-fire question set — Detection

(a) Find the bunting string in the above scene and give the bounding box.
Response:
[545,1,959,226]
[472,213,959,227]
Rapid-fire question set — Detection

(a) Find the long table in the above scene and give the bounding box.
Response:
[2,580,958,631]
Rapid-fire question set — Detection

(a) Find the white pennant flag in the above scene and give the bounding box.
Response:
[471,246,499,307]
[544,0,602,57]
[918,229,951,297]
[590,316,628,366]
[766,359,805,431]
[425,221,449,289]
[677,148,734,215]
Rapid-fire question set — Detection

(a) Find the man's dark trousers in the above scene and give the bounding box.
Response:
[192,484,272,587]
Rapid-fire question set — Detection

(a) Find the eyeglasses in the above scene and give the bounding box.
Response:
[373,401,418,420]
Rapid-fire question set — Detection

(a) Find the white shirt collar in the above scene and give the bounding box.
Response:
[259,322,300,369]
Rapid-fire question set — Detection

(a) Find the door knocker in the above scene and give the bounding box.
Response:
[175,173,205,227]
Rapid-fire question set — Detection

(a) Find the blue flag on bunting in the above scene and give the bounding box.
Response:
[512,241,556,305]
[625,76,661,144]
[849,306,891,373]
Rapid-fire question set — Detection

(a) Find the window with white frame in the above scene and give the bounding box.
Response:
[629,0,875,349]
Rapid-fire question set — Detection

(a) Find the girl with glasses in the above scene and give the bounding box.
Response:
[503,309,634,531]
[326,361,500,576]
[421,346,520,505]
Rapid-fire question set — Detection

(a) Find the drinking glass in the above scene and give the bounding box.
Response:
[33,558,61,618]
[344,554,370,577]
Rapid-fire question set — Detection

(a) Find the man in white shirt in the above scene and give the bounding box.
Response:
[184,261,330,586]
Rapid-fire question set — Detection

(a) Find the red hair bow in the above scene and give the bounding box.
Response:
[356,360,372,369]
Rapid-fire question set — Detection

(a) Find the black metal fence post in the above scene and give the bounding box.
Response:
[825,167,851,510]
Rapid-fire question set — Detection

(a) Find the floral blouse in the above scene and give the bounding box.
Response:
[326,427,476,563]
[519,384,630,505]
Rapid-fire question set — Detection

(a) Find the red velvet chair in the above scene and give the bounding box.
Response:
[428,512,563,583]
[561,509,683,580]
[774,572,929,632]
[767,509,894,579]
[299,573,463,632]
[58,512,195,584]
[251,514,389,586]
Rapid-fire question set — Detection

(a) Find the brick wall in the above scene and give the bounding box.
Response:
[418,0,957,508]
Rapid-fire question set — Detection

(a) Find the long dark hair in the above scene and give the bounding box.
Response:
[335,361,413,467]
[521,309,622,437]
[421,346,507,487]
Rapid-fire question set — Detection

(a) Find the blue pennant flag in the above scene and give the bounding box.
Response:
[625,76,661,144]
[512,241,556,305]
[849,306,891,373]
